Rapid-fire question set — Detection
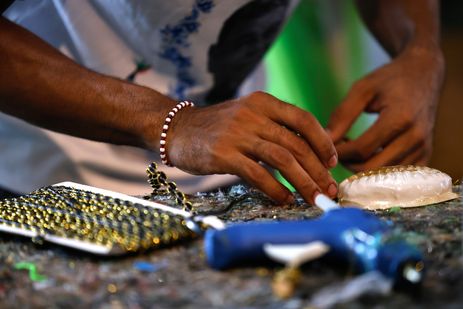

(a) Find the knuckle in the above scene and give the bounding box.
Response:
[300,109,316,122]
[350,78,375,101]
[352,79,368,92]
[289,137,309,157]
[247,91,271,103]
[228,110,257,132]
[293,110,313,127]
[253,90,268,97]
[242,163,266,184]
[354,144,375,161]
[411,128,426,144]
[267,124,283,140]
[298,180,318,196]
[397,112,414,127]
[232,103,254,122]
[311,167,330,183]
[268,147,293,168]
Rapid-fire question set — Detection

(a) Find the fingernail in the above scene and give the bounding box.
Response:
[312,190,320,204]
[328,183,338,197]
[327,155,338,168]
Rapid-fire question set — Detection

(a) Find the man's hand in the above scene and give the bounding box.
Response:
[162,91,338,204]
[334,0,444,172]
[327,46,444,172]
[0,18,336,205]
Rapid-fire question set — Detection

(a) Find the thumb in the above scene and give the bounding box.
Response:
[326,80,374,143]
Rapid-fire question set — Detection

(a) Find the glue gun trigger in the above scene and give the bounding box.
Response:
[263,241,330,268]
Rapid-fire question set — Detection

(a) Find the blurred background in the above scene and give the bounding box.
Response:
[4,0,461,186]
[431,1,463,181]
[264,0,463,183]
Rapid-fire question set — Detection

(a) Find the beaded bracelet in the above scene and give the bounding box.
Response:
[160,101,195,166]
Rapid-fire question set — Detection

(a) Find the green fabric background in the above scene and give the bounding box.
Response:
[264,0,377,188]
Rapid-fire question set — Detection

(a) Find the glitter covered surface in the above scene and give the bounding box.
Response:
[0,186,462,308]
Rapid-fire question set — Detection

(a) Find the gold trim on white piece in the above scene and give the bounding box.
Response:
[338,165,459,210]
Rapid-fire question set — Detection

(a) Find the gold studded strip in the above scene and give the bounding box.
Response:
[344,165,425,182]
[0,182,200,255]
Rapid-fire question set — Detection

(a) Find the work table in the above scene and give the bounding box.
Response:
[1,185,462,308]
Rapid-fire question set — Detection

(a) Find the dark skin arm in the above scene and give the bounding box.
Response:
[327,0,444,171]
[0,17,172,148]
[0,17,337,204]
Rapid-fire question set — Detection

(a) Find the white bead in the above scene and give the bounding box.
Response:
[159,100,195,165]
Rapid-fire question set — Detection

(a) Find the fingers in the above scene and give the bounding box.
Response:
[230,154,294,204]
[257,120,337,197]
[346,148,427,172]
[400,148,426,166]
[252,92,337,168]
[248,139,336,203]
[176,92,339,205]
[401,142,431,166]
[415,157,430,166]
[337,109,412,163]
[341,128,429,172]
[326,80,375,143]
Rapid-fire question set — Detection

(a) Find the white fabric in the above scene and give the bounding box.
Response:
[1,0,297,195]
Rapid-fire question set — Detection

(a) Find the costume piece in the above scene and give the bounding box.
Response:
[338,165,459,210]
[0,163,227,255]
[0,182,206,255]
[1,0,298,194]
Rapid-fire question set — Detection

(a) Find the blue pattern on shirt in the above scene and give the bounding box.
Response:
[159,0,214,99]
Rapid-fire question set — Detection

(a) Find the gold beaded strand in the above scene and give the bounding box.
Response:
[145,162,193,212]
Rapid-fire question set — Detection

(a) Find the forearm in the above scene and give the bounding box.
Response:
[1,14,338,204]
[0,17,176,149]
[356,0,442,58]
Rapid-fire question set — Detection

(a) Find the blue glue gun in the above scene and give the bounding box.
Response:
[204,195,424,286]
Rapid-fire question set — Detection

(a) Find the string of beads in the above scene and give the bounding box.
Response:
[160,101,194,166]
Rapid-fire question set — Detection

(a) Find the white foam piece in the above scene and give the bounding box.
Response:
[338,166,459,210]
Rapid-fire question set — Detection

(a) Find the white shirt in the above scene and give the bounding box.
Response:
[2,0,298,195]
